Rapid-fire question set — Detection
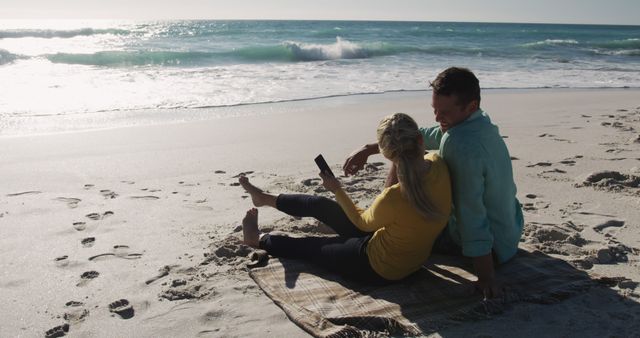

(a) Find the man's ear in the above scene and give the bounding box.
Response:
[465,99,479,114]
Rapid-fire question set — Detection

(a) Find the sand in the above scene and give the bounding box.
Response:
[1,88,640,337]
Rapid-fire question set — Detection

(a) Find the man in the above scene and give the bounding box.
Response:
[342,67,523,299]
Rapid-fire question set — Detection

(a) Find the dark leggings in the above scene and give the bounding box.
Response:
[259,194,391,285]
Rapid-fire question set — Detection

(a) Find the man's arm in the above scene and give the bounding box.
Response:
[343,143,379,176]
[419,126,443,150]
[445,141,499,298]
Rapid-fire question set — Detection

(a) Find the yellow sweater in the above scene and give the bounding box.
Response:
[334,152,452,280]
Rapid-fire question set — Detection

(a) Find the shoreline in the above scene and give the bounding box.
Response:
[3,87,640,138]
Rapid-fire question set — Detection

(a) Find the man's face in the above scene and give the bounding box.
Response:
[431,93,478,132]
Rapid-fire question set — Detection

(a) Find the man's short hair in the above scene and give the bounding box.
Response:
[430,67,481,106]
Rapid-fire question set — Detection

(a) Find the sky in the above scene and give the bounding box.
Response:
[0,0,639,26]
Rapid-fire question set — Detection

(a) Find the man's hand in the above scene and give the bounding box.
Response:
[319,172,341,193]
[472,254,503,300]
[475,276,502,300]
[343,143,379,176]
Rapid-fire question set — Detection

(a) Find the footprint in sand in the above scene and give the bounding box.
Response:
[6,191,41,197]
[551,138,574,143]
[88,245,142,261]
[76,271,99,286]
[232,171,255,178]
[121,180,135,185]
[589,243,636,265]
[605,148,630,154]
[81,271,99,279]
[160,284,208,301]
[109,299,134,319]
[526,162,552,168]
[86,213,101,220]
[54,197,81,208]
[54,255,69,267]
[113,245,130,257]
[141,188,162,193]
[73,222,87,231]
[81,237,95,248]
[83,184,94,190]
[144,265,176,285]
[214,170,226,174]
[559,160,576,166]
[593,220,625,233]
[85,211,114,221]
[577,171,640,192]
[64,308,89,324]
[199,309,225,324]
[100,189,118,199]
[145,265,173,285]
[541,168,567,174]
[44,323,69,338]
[129,195,160,200]
[65,301,84,307]
[522,200,551,212]
[523,221,587,258]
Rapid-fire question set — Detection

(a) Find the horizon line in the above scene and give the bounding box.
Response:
[1,17,639,27]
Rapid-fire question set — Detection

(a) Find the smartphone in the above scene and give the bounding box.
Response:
[314,154,335,177]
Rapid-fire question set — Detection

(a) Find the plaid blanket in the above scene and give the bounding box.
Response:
[249,247,599,337]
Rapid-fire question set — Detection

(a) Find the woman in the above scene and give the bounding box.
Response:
[239,113,451,285]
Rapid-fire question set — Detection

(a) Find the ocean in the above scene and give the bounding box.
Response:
[1,20,639,135]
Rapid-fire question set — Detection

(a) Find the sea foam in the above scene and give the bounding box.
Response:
[0,48,20,65]
[284,37,371,61]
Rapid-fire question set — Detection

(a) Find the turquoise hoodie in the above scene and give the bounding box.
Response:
[420,109,524,263]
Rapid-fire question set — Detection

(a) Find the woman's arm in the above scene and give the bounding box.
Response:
[320,172,391,232]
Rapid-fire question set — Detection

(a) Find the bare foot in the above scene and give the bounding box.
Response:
[242,208,260,248]
[238,176,271,207]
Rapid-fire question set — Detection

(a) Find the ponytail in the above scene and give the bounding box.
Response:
[377,113,443,221]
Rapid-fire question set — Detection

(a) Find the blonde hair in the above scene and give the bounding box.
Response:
[377,113,442,221]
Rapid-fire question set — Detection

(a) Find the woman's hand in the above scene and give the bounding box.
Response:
[319,172,341,193]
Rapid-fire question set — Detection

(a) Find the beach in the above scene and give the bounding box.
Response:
[1,88,640,337]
